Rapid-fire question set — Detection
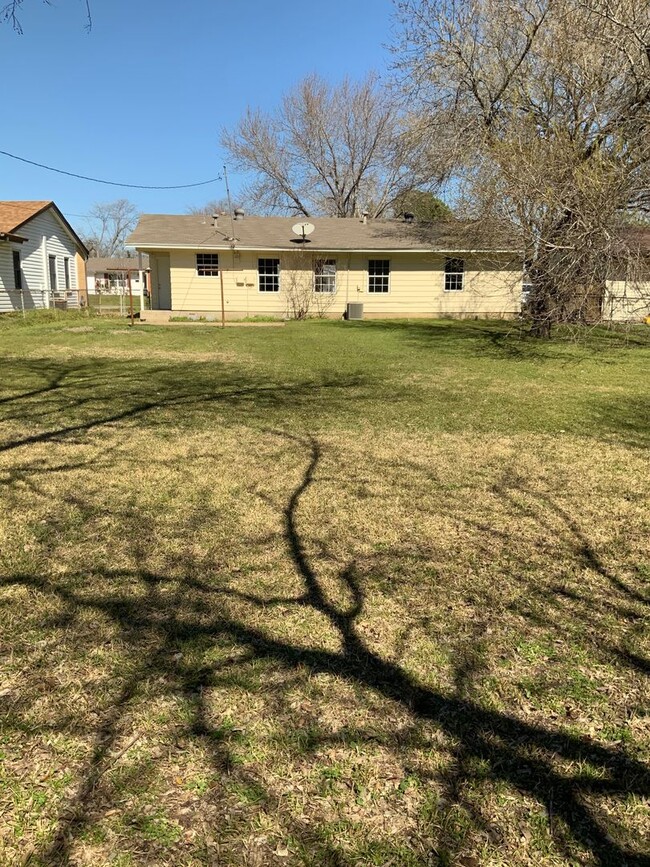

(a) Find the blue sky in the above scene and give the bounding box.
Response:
[1,0,397,237]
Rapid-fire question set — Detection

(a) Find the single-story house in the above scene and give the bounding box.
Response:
[0,201,89,313]
[86,255,150,295]
[126,212,524,320]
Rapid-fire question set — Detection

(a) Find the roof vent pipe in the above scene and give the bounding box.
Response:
[212,213,219,228]
[234,208,245,221]
[404,212,415,224]
[361,209,369,225]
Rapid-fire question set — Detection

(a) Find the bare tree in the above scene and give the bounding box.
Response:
[82,199,139,258]
[394,0,650,335]
[222,73,429,219]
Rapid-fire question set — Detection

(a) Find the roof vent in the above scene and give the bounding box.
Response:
[361,209,369,225]
[234,208,245,221]
[212,213,219,227]
[404,212,415,224]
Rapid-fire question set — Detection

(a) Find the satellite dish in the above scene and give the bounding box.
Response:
[291,222,315,241]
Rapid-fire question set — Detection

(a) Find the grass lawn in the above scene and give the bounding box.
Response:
[0,311,648,866]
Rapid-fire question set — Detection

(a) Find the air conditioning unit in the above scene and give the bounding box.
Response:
[346,303,364,320]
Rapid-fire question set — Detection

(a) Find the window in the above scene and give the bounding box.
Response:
[368,259,390,293]
[258,258,280,292]
[12,250,22,290]
[196,253,219,276]
[444,257,464,291]
[64,257,71,290]
[48,255,57,291]
[314,259,336,293]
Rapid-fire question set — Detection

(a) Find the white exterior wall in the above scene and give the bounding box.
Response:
[0,207,80,313]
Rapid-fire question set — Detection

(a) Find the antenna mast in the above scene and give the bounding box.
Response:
[223,164,237,242]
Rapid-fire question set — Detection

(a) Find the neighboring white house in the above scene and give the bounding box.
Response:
[0,201,89,313]
[86,255,149,296]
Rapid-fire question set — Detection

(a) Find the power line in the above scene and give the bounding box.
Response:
[0,149,221,190]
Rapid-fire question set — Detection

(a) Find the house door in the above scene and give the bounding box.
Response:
[156,254,171,309]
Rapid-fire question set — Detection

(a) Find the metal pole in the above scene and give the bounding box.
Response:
[219,266,226,328]
[128,271,134,326]
[20,286,25,319]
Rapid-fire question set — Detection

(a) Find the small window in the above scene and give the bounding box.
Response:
[64,257,71,290]
[48,255,57,291]
[444,257,464,291]
[368,259,390,293]
[314,259,336,293]
[12,250,22,290]
[196,253,219,276]
[258,258,280,292]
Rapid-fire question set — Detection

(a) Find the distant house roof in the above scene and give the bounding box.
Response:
[0,200,89,257]
[87,255,150,274]
[127,214,521,253]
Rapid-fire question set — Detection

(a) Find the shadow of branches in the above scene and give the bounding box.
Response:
[1,429,648,866]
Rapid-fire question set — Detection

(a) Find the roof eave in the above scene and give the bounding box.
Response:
[131,242,522,255]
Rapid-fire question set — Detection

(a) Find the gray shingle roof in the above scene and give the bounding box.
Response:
[127,214,521,253]
[87,255,149,273]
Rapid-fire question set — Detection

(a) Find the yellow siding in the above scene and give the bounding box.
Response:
[604,280,650,322]
[162,248,522,318]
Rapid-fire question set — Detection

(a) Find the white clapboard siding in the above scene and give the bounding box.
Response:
[0,206,80,312]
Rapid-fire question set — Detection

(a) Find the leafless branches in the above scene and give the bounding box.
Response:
[394,0,650,334]
[82,199,139,258]
[222,74,429,218]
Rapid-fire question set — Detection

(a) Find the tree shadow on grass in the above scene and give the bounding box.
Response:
[2,432,648,866]
[359,318,650,362]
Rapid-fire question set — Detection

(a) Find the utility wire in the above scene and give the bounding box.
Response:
[0,149,221,190]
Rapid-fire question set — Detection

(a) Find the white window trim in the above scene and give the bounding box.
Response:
[258,257,281,293]
[444,258,465,292]
[196,253,220,277]
[367,258,391,294]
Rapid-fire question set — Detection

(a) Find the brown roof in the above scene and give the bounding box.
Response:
[0,200,51,234]
[127,214,521,253]
[88,255,150,273]
[0,200,89,257]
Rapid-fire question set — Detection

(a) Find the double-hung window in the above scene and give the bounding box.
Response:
[444,257,464,291]
[12,250,22,290]
[196,253,219,276]
[48,255,57,291]
[314,259,336,293]
[368,259,390,293]
[258,258,280,292]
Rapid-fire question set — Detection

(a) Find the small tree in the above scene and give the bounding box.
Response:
[282,249,337,320]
